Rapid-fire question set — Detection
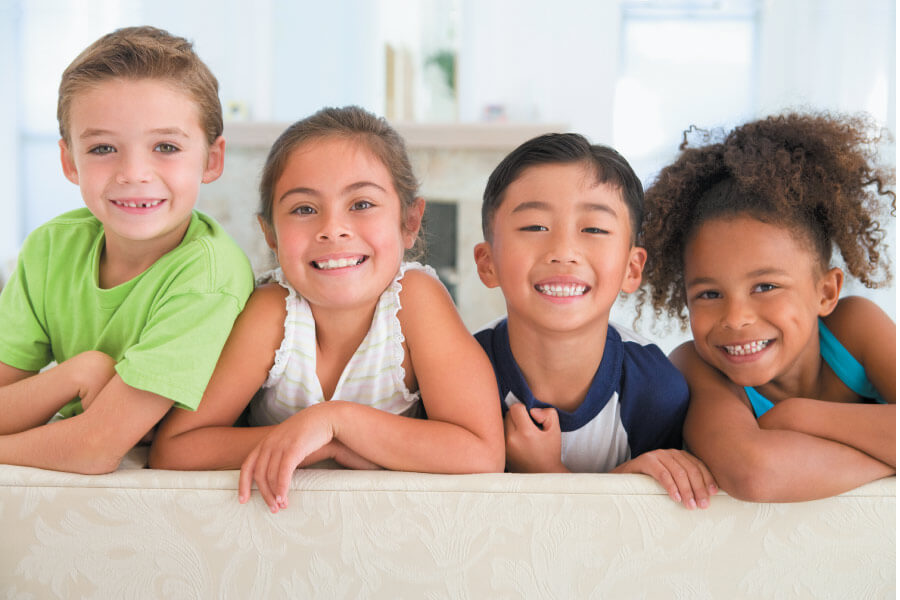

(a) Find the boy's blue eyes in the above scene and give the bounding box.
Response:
[87,143,180,154]
[88,145,115,155]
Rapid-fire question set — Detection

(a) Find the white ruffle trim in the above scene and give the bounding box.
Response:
[391,262,439,405]
[258,267,298,389]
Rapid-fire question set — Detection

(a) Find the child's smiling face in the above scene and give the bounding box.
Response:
[474,162,645,337]
[263,136,423,314]
[59,78,223,260]
[683,215,841,389]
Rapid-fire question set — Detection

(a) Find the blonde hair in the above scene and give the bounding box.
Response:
[57,26,222,145]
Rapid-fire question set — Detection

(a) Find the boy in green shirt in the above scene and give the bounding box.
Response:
[0,26,253,473]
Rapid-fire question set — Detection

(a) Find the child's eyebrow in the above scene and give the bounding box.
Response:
[78,127,190,139]
[510,200,618,216]
[278,181,387,204]
[686,267,790,287]
[148,127,191,138]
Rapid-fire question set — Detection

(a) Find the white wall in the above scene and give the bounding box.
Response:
[1,0,894,349]
[457,0,620,142]
[0,2,20,274]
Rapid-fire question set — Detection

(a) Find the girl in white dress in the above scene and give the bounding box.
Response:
[151,107,504,512]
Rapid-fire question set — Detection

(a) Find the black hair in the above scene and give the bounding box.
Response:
[481,133,644,243]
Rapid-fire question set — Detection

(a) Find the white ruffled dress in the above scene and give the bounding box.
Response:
[248,262,436,426]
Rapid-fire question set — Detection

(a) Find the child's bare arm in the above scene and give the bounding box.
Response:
[239,271,505,510]
[759,297,895,466]
[0,351,116,435]
[676,344,894,502]
[149,285,287,470]
[0,374,172,473]
[759,400,895,467]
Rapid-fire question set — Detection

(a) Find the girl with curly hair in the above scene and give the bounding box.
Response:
[639,112,895,501]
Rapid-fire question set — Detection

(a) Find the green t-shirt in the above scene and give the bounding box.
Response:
[0,208,254,413]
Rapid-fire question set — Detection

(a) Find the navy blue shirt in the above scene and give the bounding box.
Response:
[475,318,688,472]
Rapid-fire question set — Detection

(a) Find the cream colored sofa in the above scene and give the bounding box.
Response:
[1,449,894,599]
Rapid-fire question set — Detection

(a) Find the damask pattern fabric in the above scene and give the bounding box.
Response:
[0,450,894,598]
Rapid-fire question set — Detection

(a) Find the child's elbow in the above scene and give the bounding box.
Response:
[147,440,179,470]
[76,439,124,475]
[717,453,784,502]
[469,438,506,473]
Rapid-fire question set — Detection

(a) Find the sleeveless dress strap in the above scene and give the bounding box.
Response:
[744,318,884,419]
[745,386,774,418]
[818,319,884,403]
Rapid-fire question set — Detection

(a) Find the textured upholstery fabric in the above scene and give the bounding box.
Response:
[1,449,894,598]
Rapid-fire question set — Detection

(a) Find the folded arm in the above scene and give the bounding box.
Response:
[759,398,895,467]
[0,374,172,473]
[674,343,894,502]
[240,272,505,510]
[0,352,118,435]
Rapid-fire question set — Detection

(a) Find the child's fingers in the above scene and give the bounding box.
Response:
[262,447,286,511]
[665,451,714,510]
[508,403,536,430]
[275,453,299,509]
[252,447,279,512]
[647,458,685,506]
[692,454,719,497]
[530,407,559,432]
[238,448,259,504]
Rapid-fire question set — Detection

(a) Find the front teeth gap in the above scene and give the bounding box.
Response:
[725,340,770,356]
[115,199,162,208]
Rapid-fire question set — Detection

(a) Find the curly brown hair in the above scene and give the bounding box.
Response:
[638,112,895,329]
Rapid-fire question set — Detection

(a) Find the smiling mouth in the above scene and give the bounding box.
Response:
[111,199,164,208]
[535,283,588,297]
[722,340,771,356]
[313,256,367,270]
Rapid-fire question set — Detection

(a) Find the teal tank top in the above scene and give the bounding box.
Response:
[745,319,885,418]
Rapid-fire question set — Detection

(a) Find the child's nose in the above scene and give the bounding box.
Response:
[547,231,579,264]
[721,297,755,329]
[316,211,351,241]
[115,152,152,184]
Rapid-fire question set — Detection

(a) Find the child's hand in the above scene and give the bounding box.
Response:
[238,405,336,512]
[612,449,718,509]
[504,404,568,473]
[69,351,117,410]
[758,397,811,432]
[302,440,382,471]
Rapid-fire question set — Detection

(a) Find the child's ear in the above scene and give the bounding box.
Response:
[402,197,426,249]
[817,267,844,316]
[620,246,647,294]
[257,215,278,251]
[59,139,79,185]
[474,241,500,288]
[201,136,226,184]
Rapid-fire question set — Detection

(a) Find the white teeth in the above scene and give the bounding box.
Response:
[724,340,770,356]
[537,284,587,297]
[114,199,163,208]
[315,257,364,270]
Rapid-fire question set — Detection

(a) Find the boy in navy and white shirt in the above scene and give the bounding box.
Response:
[473,133,718,509]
